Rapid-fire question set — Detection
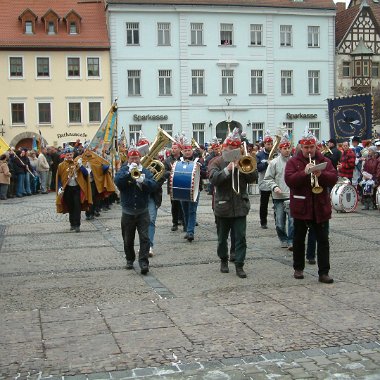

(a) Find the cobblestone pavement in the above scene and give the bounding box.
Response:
[0,190,379,379]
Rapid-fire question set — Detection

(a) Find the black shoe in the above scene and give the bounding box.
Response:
[235,265,247,278]
[229,251,235,262]
[94,211,100,217]
[308,259,316,265]
[261,224,268,229]
[171,224,178,231]
[70,226,75,231]
[294,270,304,279]
[74,226,80,233]
[319,274,334,284]
[187,234,194,242]
[126,261,134,270]
[140,263,149,275]
[220,260,229,273]
[195,222,198,226]
[184,233,189,239]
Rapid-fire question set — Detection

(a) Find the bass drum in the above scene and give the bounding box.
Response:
[170,159,200,202]
[330,182,358,213]
[376,186,380,210]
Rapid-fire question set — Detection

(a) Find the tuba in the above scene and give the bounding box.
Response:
[238,141,257,174]
[141,127,175,181]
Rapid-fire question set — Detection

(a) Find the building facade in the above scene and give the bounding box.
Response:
[106,0,336,146]
[0,0,111,149]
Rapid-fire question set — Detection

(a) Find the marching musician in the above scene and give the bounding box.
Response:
[114,142,157,275]
[209,128,256,278]
[56,146,92,233]
[284,129,337,284]
[323,138,341,170]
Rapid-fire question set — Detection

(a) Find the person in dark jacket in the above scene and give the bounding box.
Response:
[324,138,341,170]
[114,143,157,275]
[285,130,337,284]
[209,128,256,278]
[14,148,32,197]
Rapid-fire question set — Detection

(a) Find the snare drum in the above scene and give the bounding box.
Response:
[376,187,380,209]
[170,159,200,202]
[330,182,358,213]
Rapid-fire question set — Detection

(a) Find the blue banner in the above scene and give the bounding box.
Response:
[327,94,373,143]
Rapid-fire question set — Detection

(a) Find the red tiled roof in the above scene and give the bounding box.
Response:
[0,0,109,49]
[106,0,336,10]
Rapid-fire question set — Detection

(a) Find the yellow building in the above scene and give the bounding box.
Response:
[0,1,111,149]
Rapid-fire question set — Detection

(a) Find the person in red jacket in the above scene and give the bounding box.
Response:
[285,130,338,284]
[337,141,356,182]
[362,146,380,209]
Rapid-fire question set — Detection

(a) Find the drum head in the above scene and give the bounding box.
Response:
[331,183,358,213]
[376,187,380,209]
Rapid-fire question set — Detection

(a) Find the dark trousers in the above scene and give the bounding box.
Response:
[293,218,330,276]
[171,199,183,225]
[63,185,81,227]
[86,181,100,217]
[259,190,271,226]
[121,211,150,267]
[217,216,247,265]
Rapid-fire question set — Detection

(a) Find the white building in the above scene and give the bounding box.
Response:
[106,0,336,146]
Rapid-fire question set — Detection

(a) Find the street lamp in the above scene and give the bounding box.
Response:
[0,119,5,137]
[209,121,213,128]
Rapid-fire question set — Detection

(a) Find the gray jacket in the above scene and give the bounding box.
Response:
[209,156,256,218]
[262,154,290,200]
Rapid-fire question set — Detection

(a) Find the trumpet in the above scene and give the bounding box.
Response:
[130,166,141,180]
[308,154,323,194]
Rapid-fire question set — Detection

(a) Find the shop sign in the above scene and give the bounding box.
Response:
[286,113,318,120]
[133,114,168,121]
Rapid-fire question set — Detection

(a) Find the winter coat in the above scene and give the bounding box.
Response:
[14,153,30,175]
[256,148,271,190]
[323,147,341,170]
[37,153,50,172]
[0,160,11,184]
[338,149,355,179]
[363,157,380,186]
[209,155,256,218]
[284,150,338,224]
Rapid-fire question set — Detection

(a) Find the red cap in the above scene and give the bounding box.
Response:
[300,137,317,145]
[128,149,141,157]
[263,136,273,143]
[279,141,290,148]
[137,139,149,147]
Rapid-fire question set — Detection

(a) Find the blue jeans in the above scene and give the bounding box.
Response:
[16,173,25,196]
[148,196,158,248]
[24,171,31,194]
[273,199,294,244]
[181,194,199,236]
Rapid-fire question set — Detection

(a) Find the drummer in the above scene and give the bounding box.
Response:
[284,128,338,284]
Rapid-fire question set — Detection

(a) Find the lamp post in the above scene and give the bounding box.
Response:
[0,119,5,137]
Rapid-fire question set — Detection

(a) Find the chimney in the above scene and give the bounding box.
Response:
[336,2,346,13]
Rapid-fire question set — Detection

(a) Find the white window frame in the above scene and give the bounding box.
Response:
[158,70,172,96]
[9,56,24,79]
[86,56,101,79]
[67,101,82,125]
[25,21,33,34]
[343,61,351,77]
[308,70,320,95]
[308,122,320,142]
[220,23,233,45]
[190,23,204,46]
[251,122,264,143]
[280,25,292,47]
[308,26,320,48]
[192,123,205,145]
[36,100,53,125]
[191,69,205,95]
[221,69,234,95]
[69,22,78,35]
[9,100,26,126]
[66,56,81,79]
[281,70,293,95]
[36,56,51,79]
[129,124,141,144]
[251,70,263,94]
[127,70,141,96]
[372,62,379,78]
[250,24,263,46]
[282,122,294,144]
[48,21,56,35]
[126,22,139,45]
[88,100,102,124]
[158,22,171,46]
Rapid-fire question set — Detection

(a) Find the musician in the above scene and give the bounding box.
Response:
[257,131,273,229]
[284,130,337,284]
[337,141,355,182]
[204,137,221,195]
[324,138,341,170]
[56,146,92,233]
[114,143,157,274]
[209,128,256,278]
[262,133,294,250]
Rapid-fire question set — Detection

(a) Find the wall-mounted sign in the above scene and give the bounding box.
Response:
[286,113,318,120]
[133,114,168,121]
[57,132,88,139]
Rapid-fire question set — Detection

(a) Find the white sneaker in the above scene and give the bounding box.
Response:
[149,247,154,257]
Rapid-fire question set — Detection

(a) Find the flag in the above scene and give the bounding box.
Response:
[88,100,118,156]
[32,136,38,151]
[327,94,373,143]
[0,136,10,155]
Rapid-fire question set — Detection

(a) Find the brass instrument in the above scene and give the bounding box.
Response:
[268,134,281,161]
[191,137,200,150]
[238,141,257,174]
[130,166,141,180]
[141,127,175,181]
[308,154,323,194]
[321,142,332,155]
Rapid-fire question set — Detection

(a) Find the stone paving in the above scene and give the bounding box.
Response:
[0,189,379,379]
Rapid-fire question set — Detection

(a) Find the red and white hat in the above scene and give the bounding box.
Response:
[279,132,291,148]
[179,133,192,150]
[211,136,220,149]
[223,128,241,148]
[263,130,273,143]
[127,139,141,157]
[300,127,317,146]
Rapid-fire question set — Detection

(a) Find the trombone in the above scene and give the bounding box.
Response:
[232,142,257,194]
[308,154,323,194]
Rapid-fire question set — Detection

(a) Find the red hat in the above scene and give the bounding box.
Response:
[211,136,220,149]
[223,128,241,148]
[127,140,141,157]
[263,130,273,143]
[300,127,316,146]
[279,133,290,148]
[179,133,192,150]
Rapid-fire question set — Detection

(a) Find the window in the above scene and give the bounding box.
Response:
[343,61,351,77]
[308,122,320,141]
[191,70,205,95]
[38,103,51,124]
[222,69,234,95]
[129,124,141,144]
[372,62,379,78]
[128,70,141,96]
[354,60,370,77]
[192,123,205,145]
[36,57,50,78]
[67,57,80,77]
[89,102,101,123]
[363,60,370,77]
[251,70,263,94]
[69,22,77,34]
[48,21,55,34]
[281,70,293,95]
[11,103,25,125]
[280,25,292,47]
[158,22,170,46]
[251,122,264,143]
[68,102,81,123]
[190,23,203,45]
[308,26,320,47]
[87,57,100,77]
[250,24,263,46]
[25,21,33,34]
[9,57,23,78]
[308,70,320,95]
[126,22,139,45]
[283,122,294,143]
[220,23,233,45]
[159,70,172,96]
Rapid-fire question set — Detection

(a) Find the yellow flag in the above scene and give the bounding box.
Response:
[0,136,10,155]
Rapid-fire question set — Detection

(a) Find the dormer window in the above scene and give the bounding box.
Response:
[48,21,55,34]
[64,9,82,35]
[69,22,77,34]
[41,9,60,35]
[25,21,33,34]
[18,8,37,35]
